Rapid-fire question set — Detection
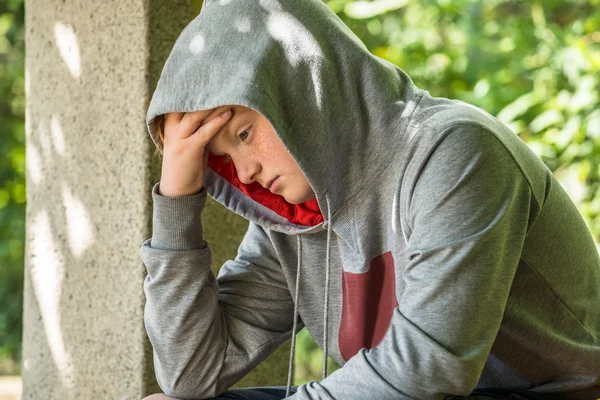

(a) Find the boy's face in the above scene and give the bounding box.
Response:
[206,105,316,205]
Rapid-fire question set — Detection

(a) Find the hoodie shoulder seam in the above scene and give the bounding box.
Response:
[427,120,542,210]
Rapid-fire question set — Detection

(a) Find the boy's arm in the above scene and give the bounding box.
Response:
[140,183,297,399]
[288,125,533,399]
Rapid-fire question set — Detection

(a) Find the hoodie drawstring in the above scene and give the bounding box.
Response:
[286,234,302,397]
[286,193,332,398]
[322,194,332,380]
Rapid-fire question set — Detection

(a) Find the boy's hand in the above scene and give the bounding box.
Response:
[159,107,232,198]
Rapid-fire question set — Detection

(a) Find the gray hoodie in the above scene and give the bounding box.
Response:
[139,0,600,399]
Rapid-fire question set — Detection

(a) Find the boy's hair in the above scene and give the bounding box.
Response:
[152,114,166,156]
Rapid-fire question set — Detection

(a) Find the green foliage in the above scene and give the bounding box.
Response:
[294,328,341,385]
[0,0,25,376]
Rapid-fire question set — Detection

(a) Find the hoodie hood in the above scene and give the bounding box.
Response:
[146,0,420,236]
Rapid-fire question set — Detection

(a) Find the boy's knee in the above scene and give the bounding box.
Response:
[141,393,178,400]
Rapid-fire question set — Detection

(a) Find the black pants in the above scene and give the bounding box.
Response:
[449,387,557,400]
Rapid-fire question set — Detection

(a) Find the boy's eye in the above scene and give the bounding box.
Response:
[239,130,249,141]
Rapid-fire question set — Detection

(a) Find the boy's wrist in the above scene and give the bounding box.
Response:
[150,182,207,250]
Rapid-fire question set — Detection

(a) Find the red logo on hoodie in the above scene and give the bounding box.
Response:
[338,251,398,361]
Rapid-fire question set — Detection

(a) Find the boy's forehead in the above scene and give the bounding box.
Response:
[206,123,232,155]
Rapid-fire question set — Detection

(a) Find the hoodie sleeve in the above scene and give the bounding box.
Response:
[287,125,534,399]
[139,182,298,399]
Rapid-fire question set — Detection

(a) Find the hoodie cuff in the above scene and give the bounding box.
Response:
[150,182,208,251]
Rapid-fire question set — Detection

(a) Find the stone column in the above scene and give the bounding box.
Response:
[22,1,290,398]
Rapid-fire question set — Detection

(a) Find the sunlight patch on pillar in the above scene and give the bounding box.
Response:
[26,143,42,185]
[53,22,81,80]
[30,210,75,389]
[62,184,94,258]
[50,115,66,155]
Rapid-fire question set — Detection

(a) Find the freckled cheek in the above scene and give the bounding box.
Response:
[251,135,281,164]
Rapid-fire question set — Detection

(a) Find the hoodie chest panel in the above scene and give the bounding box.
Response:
[335,182,410,362]
[282,226,405,365]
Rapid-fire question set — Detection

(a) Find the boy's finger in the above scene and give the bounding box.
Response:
[165,112,184,124]
[180,106,229,136]
[201,106,231,124]
[162,112,185,140]
[193,109,232,145]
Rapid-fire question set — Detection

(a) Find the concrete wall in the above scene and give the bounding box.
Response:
[22,1,289,398]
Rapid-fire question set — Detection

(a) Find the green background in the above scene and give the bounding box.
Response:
[1,0,598,386]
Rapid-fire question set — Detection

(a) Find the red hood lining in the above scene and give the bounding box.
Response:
[208,153,324,227]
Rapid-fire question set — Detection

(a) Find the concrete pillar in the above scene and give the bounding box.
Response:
[23,1,290,398]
